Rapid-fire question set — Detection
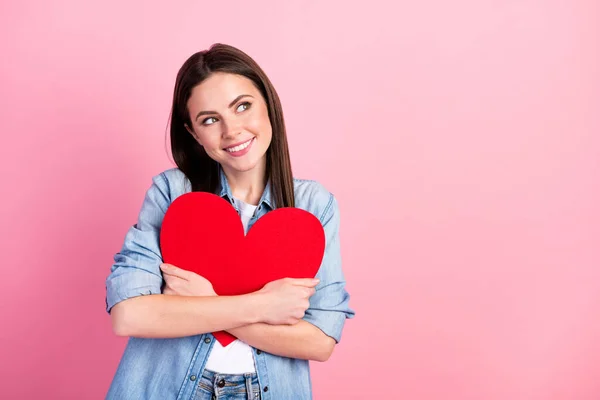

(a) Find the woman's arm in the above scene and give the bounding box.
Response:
[112,264,318,338]
[110,292,265,338]
[161,264,333,360]
[227,321,335,362]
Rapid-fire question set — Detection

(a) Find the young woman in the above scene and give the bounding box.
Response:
[105,43,354,400]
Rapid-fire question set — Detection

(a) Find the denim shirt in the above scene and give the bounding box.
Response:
[104,167,355,400]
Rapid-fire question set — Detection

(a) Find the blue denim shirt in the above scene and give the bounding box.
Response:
[105,167,355,400]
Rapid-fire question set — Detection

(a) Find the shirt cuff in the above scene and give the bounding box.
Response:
[105,268,162,313]
[303,308,349,343]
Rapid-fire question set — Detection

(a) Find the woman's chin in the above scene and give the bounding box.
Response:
[222,157,265,175]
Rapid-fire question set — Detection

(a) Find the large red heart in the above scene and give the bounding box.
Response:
[159,192,326,346]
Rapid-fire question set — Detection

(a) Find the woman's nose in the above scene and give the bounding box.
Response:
[221,118,242,138]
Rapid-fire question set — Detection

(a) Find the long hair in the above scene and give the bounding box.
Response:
[169,43,295,208]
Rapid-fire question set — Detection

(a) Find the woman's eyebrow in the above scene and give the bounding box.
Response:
[195,94,255,121]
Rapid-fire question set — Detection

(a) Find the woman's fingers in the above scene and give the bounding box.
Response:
[289,278,320,287]
[163,272,185,288]
[160,263,191,280]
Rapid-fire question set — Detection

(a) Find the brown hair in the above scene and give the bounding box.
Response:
[169,43,294,208]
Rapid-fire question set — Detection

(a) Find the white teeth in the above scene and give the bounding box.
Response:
[226,138,253,153]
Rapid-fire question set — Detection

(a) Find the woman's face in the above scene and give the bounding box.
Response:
[185,72,272,176]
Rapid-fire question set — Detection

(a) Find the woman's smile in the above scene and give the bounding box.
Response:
[224,137,255,157]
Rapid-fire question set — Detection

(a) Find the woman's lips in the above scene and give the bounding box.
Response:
[224,137,255,157]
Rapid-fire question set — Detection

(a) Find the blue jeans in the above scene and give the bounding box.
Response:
[194,369,261,400]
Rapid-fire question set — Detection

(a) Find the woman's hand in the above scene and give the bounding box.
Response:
[160,263,318,326]
[257,277,320,325]
[160,263,217,297]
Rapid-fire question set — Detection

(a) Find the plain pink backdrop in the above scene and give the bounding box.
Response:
[1,0,599,398]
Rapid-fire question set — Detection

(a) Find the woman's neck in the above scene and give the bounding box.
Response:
[222,163,267,206]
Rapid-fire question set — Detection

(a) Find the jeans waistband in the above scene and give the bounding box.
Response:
[198,369,260,399]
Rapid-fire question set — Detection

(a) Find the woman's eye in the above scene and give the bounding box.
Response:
[202,117,218,125]
[236,102,251,113]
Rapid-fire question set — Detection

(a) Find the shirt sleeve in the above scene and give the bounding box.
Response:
[302,193,355,343]
[105,173,170,314]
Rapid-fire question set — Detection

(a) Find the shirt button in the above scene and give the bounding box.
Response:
[218,379,225,388]
[204,337,211,344]
[190,375,196,381]
[263,386,269,392]
[256,350,262,355]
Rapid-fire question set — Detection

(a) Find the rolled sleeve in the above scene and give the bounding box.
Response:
[303,194,355,343]
[105,173,170,314]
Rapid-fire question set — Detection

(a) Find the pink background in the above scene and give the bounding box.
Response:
[1,0,599,398]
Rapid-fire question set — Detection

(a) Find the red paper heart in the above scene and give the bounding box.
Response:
[159,192,326,346]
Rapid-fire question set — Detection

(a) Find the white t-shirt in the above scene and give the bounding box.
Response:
[204,197,257,374]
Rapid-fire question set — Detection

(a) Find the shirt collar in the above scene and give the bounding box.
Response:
[217,166,274,210]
